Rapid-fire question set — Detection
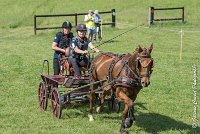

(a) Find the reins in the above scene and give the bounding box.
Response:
[88,24,144,53]
[121,57,140,80]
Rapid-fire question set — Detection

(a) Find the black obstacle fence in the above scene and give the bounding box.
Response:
[34,9,116,35]
[148,7,184,26]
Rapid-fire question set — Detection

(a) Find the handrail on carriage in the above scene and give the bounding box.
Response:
[41,60,49,75]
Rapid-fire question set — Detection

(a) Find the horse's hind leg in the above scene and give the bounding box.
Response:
[96,90,110,113]
[88,92,95,121]
[88,78,99,121]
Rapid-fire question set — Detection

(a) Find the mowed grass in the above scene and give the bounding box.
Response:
[0,0,200,134]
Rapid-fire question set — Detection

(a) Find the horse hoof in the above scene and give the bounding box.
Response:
[96,106,102,113]
[88,114,94,122]
[125,118,133,128]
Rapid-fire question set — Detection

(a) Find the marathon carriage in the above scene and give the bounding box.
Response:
[38,56,121,118]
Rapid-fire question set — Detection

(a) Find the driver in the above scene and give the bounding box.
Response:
[69,24,100,78]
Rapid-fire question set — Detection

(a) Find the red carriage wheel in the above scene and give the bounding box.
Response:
[51,87,62,118]
[38,82,48,111]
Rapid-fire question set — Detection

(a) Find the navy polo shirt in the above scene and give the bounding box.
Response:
[53,32,73,58]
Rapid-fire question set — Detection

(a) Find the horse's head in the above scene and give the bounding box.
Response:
[135,44,154,87]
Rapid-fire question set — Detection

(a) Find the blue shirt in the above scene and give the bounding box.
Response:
[70,36,91,59]
[94,15,101,24]
[53,32,73,58]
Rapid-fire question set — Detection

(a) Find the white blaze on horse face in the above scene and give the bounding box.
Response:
[140,59,151,87]
[141,76,150,87]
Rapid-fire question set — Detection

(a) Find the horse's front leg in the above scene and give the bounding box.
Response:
[116,87,134,133]
[120,104,129,134]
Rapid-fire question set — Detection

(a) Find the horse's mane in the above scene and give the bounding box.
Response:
[126,51,139,79]
[128,50,138,63]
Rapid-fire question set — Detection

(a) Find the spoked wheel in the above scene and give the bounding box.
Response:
[38,82,48,111]
[108,97,121,113]
[51,87,62,118]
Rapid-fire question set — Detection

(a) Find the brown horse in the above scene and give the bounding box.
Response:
[88,44,154,134]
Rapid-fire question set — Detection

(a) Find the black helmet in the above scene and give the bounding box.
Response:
[62,21,72,30]
[76,24,87,32]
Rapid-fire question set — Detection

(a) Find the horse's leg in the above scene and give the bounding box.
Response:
[88,77,98,121]
[118,103,128,134]
[88,92,95,121]
[116,87,134,134]
[96,90,109,113]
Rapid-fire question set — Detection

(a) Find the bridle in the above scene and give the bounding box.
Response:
[112,51,154,88]
[135,53,154,79]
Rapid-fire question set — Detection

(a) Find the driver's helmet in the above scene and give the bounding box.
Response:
[62,21,72,30]
[76,24,87,32]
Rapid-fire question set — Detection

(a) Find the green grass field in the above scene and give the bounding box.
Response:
[0,0,200,134]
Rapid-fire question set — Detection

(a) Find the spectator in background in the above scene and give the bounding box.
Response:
[84,10,95,41]
[93,10,102,42]
[51,21,74,75]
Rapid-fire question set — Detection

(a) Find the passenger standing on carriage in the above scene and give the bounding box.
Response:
[69,24,100,78]
[51,21,74,75]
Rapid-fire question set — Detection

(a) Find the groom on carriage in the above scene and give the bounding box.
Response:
[51,21,74,75]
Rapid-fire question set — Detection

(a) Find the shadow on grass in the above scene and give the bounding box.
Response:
[61,100,124,120]
[60,101,199,134]
[61,102,145,120]
[135,112,200,134]
[42,77,198,134]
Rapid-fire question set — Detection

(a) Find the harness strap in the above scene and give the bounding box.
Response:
[114,77,140,87]
[107,54,124,83]
[89,80,115,93]
[121,58,140,80]
[108,54,141,88]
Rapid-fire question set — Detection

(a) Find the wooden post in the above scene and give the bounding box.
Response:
[111,9,116,27]
[34,15,36,35]
[149,7,154,26]
[75,13,78,26]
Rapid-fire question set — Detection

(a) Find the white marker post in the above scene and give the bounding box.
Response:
[101,19,103,40]
[180,29,184,60]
